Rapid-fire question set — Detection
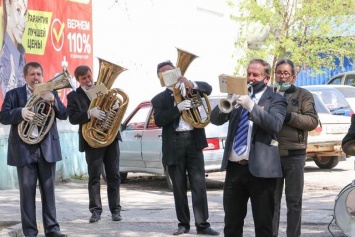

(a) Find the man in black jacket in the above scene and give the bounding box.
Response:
[151,60,219,236]
[66,65,122,223]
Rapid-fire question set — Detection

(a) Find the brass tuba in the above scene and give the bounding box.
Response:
[18,69,74,144]
[82,58,129,148]
[173,48,211,128]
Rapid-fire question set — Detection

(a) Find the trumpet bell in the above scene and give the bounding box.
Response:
[218,98,234,113]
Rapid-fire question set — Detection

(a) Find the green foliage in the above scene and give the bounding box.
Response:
[228,0,355,82]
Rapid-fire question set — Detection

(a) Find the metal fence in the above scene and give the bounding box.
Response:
[295,66,354,86]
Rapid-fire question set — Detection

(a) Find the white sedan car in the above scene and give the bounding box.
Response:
[118,96,227,189]
[306,93,351,168]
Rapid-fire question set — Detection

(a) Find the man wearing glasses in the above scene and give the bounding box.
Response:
[272,59,319,237]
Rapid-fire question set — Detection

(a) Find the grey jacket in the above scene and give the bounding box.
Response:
[211,86,287,178]
[277,85,319,156]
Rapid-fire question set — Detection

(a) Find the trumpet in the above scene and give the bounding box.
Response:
[218,94,239,113]
[218,83,253,113]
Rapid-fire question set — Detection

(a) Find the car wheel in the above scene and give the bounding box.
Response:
[101,163,127,184]
[313,156,339,169]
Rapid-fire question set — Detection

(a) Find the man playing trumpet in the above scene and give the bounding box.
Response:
[210,59,287,237]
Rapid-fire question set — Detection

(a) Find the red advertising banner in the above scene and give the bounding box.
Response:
[0,0,93,107]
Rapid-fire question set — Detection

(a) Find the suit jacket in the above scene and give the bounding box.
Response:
[66,86,121,152]
[342,114,355,147]
[0,85,67,167]
[151,82,212,166]
[210,86,287,178]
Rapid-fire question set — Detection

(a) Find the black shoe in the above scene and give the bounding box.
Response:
[45,231,67,237]
[173,226,189,235]
[89,211,101,223]
[197,227,220,236]
[112,211,122,221]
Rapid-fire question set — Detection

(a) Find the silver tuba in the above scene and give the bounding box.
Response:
[18,69,74,144]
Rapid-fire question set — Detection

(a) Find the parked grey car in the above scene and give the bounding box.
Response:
[327,71,355,86]
[118,96,227,189]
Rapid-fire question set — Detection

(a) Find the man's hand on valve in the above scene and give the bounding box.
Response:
[112,101,120,110]
[89,107,106,120]
[177,100,191,111]
[40,91,54,102]
[236,95,255,111]
[21,107,35,121]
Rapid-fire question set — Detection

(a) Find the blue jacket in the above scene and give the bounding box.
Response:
[0,85,67,166]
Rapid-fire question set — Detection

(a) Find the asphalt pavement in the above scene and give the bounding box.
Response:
[1,157,354,237]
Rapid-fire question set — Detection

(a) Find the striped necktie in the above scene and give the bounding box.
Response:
[233,108,250,155]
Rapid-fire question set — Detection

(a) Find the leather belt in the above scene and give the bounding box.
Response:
[236,160,248,165]
[175,131,193,135]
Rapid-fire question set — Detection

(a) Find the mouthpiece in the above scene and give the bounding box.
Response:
[276,81,284,93]
[247,82,253,95]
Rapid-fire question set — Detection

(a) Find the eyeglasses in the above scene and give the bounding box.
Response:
[275,71,291,77]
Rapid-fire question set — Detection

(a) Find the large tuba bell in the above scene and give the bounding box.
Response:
[173,48,211,128]
[18,68,74,144]
[82,58,129,148]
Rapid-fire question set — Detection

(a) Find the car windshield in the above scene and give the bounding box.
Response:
[311,93,331,114]
[334,87,355,98]
[305,88,350,110]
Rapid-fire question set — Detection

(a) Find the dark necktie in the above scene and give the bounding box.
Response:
[233,108,250,155]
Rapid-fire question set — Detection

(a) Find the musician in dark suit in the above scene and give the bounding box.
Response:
[0,62,67,237]
[66,65,122,223]
[210,59,287,237]
[151,60,219,236]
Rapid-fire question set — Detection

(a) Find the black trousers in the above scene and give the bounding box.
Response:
[167,131,210,231]
[224,161,276,237]
[85,141,121,214]
[17,147,60,236]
